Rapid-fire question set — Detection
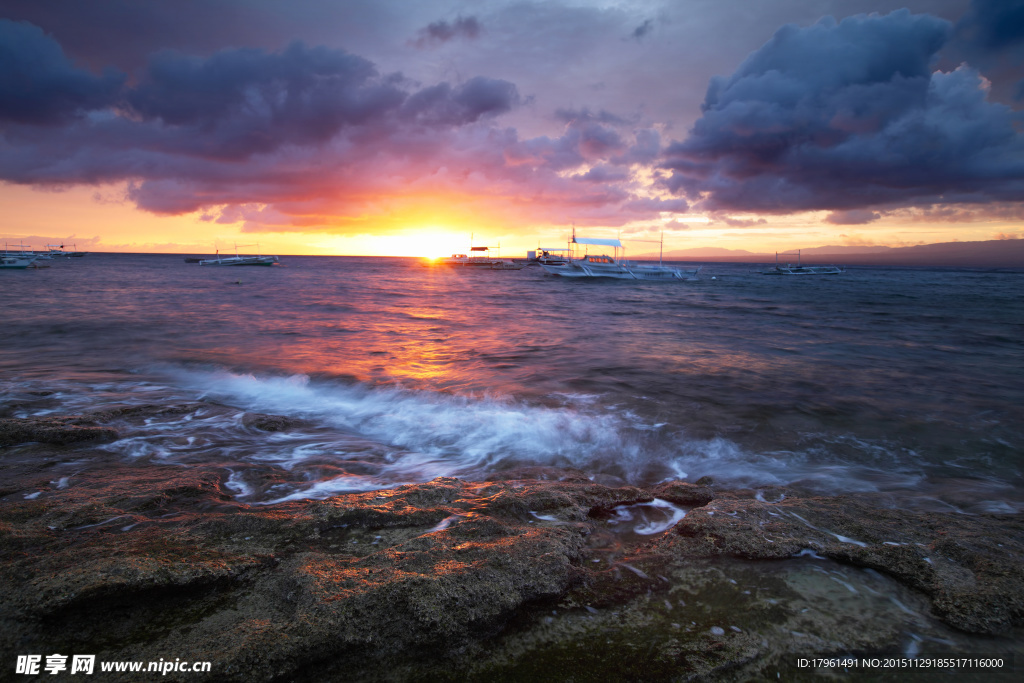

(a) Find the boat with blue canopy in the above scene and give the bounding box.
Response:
[540,230,700,280]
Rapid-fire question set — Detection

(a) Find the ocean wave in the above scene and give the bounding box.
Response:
[10,369,1004,506]
[154,368,928,501]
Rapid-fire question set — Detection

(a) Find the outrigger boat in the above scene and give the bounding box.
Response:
[199,244,279,266]
[436,241,524,270]
[0,254,39,269]
[45,243,87,258]
[516,248,571,267]
[540,229,701,280]
[761,251,844,275]
[1,244,40,269]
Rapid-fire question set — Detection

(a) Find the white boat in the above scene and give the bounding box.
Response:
[516,248,571,267]
[540,232,701,280]
[45,243,87,258]
[199,244,279,266]
[761,251,844,275]
[436,245,524,270]
[0,255,39,269]
[1,244,40,269]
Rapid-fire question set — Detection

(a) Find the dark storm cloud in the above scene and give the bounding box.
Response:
[955,0,1024,51]
[0,0,289,73]
[0,20,668,227]
[949,0,1024,101]
[120,43,409,160]
[0,37,520,178]
[503,113,637,173]
[0,20,124,124]
[412,16,482,48]
[401,77,519,125]
[663,9,1024,214]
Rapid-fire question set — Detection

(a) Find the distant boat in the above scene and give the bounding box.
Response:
[540,230,701,280]
[436,243,524,270]
[45,243,87,258]
[1,244,40,269]
[516,248,571,267]
[0,254,39,269]
[199,244,279,266]
[761,251,844,275]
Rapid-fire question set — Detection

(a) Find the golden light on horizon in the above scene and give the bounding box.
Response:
[311,227,474,258]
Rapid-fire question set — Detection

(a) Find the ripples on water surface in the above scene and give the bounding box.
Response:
[2,253,1022,509]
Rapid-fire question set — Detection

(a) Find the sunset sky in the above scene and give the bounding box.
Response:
[1,0,1023,257]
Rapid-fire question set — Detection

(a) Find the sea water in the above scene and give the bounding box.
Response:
[1,253,1022,510]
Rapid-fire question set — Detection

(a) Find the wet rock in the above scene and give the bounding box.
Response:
[0,466,596,681]
[484,465,592,482]
[652,480,715,507]
[655,492,1024,634]
[241,412,310,432]
[1,454,1022,681]
[0,416,119,446]
[85,403,206,422]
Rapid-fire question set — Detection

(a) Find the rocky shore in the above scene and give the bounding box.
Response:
[2,411,1022,681]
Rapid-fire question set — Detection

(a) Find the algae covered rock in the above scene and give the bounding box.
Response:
[2,447,1023,681]
[0,416,119,446]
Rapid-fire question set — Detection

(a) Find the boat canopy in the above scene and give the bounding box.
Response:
[572,237,622,248]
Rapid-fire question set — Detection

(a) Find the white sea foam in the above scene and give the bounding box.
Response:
[260,475,397,504]
[630,499,687,535]
[224,470,255,498]
[180,370,626,470]
[73,366,1010,506]
[164,368,703,491]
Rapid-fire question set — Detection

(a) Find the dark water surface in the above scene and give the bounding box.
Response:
[2,253,1022,509]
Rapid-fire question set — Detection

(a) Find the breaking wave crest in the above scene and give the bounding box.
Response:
[140,368,937,503]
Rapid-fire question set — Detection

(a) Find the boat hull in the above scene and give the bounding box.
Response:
[541,262,700,280]
[1,255,40,269]
[436,258,524,270]
[761,266,844,275]
[199,257,279,266]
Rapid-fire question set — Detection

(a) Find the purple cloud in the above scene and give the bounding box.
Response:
[662,9,1024,214]
[631,19,654,41]
[0,20,671,229]
[714,216,767,227]
[412,16,481,48]
[826,209,882,224]
[0,20,123,124]
[401,77,519,126]
[955,0,1024,51]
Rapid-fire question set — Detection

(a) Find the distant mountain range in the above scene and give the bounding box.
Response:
[633,239,1024,267]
